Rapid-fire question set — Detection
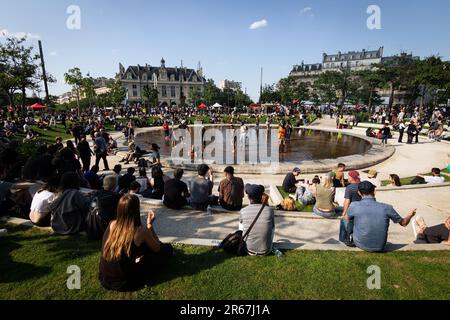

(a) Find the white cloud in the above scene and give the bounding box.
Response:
[0,28,40,39]
[249,19,268,30]
[300,7,314,17]
[49,51,57,56]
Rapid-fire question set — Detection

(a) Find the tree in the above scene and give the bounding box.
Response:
[312,71,340,107]
[107,79,127,107]
[0,37,41,115]
[81,76,96,108]
[203,79,220,106]
[142,85,159,109]
[188,86,203,106]
[413,56,450,115]
[64,67,83,116]
[355,70,386,112]
[260,84,280,103]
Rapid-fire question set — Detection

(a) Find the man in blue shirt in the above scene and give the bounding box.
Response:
[343,181,416,252]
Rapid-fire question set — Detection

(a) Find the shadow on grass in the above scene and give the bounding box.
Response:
[0,232,52,284]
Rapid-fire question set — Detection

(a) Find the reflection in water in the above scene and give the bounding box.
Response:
[136,126,372,165]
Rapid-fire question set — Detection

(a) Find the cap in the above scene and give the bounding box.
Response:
[293,167,301,173]
[358,181,376,194]
[367,169,377,179]
[348,170,360,181]
[245,184,265,200]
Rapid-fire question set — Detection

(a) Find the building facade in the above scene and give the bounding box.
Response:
[117,58,206,105]
[322,47,384,71]
[219,79,242,92]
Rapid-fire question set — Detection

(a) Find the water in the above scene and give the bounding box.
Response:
[135,125,372,164]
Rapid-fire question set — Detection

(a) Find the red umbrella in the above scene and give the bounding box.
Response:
[31,103,47,110]
[197,103,208,109]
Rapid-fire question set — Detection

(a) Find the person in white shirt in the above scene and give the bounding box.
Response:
[412,168,445,185]
[29,178,58,227]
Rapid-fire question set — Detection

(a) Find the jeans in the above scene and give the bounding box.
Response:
[381,135,388,144]
[313,206,343,218]
[95,152,109,170]
[339,218,354,245]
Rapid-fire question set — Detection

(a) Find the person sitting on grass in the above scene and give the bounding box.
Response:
[84,165,103,190]
[295,176,319,205]
[163,168,190,210]
[410,168,445,185]
[413,216,450,246]
[340,181,416,252]
[239,184,274,256]
[312,173,343,218]
[366,169,381,187]
[282,167,301,193]
[218,166,245,211]
[49,171,91,235]
[388,174,402,187]
[29,177,58,227]
[99,195,173,292]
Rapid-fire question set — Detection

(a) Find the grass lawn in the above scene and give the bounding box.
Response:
[1,224,449,300]
[277,187,314,212]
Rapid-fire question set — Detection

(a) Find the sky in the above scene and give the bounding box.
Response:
[1,0,450,101]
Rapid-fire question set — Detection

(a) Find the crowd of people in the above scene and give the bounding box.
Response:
[0,102,449,292]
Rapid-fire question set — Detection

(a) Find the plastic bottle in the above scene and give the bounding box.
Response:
[272,247,283,257]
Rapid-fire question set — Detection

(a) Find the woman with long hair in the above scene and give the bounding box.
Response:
[312,174,343,218]
[388,174,402,187]
[99,195,173,291]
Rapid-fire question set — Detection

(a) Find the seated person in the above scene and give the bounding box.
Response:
[49,172,91,235]
[410,168,445,184]
[99,195,173,291]
[313,173,343,218]
[239,184,274,256]
[295,176,319,205]
[188,164,217,211]
[93,175,121,228]
[388,174,402,187]
[340,181,416,252]
[118,167,136,192]
[128,181,143,199]
[282,167,301,193]
[84,165,103,190]
[276,196,296,211]
[163,168,189,210]
[366,169,381,187]
[333,163,346,187]
[135,168,151,194]
[144,166,165,200]
[29,177,58,227]
[366,127,377,138]
[218,166,244,211]
[413,216,450,245]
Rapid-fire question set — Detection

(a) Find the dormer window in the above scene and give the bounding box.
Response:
[192,75,197,82]
[127,73,132,80]
[170,74,175,81]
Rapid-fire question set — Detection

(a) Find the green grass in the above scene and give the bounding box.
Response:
[1,224,449,300]
[277,187,314,212]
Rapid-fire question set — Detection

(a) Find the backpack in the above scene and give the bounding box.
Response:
[85,196,107,241]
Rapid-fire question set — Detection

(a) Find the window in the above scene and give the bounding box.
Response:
[192,75,197,82]
[133,91,138,97]
[132,85,137,89]
[170,74,175,81]
[162,86,167,97]
[171,86,175,97]
[127,73,132,80]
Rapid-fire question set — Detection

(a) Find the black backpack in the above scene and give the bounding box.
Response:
[85,196,107,241]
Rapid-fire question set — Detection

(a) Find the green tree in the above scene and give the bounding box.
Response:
[260,84,280,103]
[107,79,127,107]
[202,79,220,106]
[0,37,42,115]
[312,71,340,107]
[64,67,83,116]
[81,75,96,108]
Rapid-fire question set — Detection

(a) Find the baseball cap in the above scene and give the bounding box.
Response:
[245,184,265,200]
[348,170,360,181]
[358,181,376,194]
[293,167,301,173]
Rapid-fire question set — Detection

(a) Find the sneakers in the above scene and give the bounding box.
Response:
[206,205,213,215]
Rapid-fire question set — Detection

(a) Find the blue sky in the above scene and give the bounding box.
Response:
[1,0,450,101]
